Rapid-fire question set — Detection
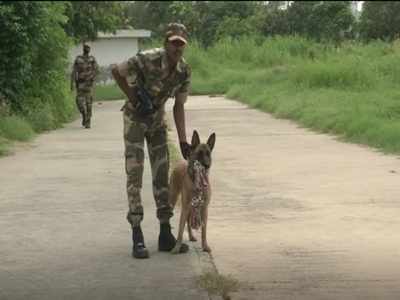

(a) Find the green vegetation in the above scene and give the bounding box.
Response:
[95,84,125,102]
[197,271,240,300]
[0,116,34,142]
[2,1,400,156]
[0,2,76,155]
[186,36,400,154]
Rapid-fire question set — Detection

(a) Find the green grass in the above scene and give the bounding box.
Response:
[0,116,35,142]
[0,136,11,156]
[0,87,75,157]
[197,271,240,300]
[0,116,35,156]
[186,36,400,155]
[95,84,125,101]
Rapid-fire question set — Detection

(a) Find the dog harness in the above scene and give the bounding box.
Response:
[190,160,209,230]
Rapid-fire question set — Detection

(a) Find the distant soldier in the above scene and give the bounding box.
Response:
[71,43,99,128]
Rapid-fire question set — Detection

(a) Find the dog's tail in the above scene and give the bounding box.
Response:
[168,161,186,209]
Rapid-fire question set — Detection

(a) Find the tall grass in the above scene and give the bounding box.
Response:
[186,36,400,154]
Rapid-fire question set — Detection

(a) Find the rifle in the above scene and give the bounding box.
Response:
[133,61,157,116]
[135,84,156,116]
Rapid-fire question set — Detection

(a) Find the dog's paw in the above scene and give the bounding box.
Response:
[189,236,197,242]
[171,244,181,254]
[202,245,212,253]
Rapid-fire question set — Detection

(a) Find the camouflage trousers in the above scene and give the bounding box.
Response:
[123,107,173,227]
[76,89,93,122]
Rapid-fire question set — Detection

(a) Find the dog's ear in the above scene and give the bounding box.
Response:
[191,130,200,149]
[207,133,216,152]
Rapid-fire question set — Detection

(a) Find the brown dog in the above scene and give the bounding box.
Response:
[169,130,216,254]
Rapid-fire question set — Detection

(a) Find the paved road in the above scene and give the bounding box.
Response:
[0,100,215,300]
[177,96,400,300]
[2,95,400,300]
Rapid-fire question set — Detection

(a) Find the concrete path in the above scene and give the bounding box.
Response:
[178,96,400,300]
[2,95,400,300]
[0,100,216,300]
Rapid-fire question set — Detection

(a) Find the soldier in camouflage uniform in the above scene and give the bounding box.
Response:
[71,43,99,129]
[112,23,192,259]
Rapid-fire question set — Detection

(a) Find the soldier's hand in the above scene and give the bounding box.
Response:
[179,141,191,160]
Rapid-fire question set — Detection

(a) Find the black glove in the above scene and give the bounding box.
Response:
[179,142,191,160]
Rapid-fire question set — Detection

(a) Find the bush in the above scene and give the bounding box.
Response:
[0,3,74,130]
[0,116,34,142]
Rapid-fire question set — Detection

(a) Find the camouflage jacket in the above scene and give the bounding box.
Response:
[125,48,191,111]
[73,55,99,92]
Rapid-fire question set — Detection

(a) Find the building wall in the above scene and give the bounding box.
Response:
[69,38,139,68]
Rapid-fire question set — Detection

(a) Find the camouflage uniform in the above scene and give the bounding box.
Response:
[122,48,191,227]
[72,54,99,126]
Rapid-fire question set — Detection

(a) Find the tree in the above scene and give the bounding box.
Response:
[196,1,260,46]
[260,5,290,36]
[359,1,400,41]
[0,1,73,124]
[286,1,355,43]
[125,1,262,47]
[309,2,355,43]
[64,1,125,43]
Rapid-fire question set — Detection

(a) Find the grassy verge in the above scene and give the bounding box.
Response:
[95,84,125,101]
[0,90,75,157]
[186,36,400,154]
[0,137,11,156]
[0,116,35,155]
[0,116,34,142]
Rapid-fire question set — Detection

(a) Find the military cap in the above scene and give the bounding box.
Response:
[165,23,188,45]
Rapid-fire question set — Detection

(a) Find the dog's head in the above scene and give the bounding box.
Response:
[188,130,216,170]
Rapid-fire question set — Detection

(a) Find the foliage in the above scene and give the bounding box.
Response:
[359,1,400,41]
[0,2,73,118]
[261,7,291,36]
[286,1,355,43]
[125,1,261,47]
[125,1,356,45]
[63,1,125,43]
[0,116,34,142]
[0,1,75,152]
[186,35,400,154]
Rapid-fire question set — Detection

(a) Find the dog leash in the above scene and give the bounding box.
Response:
[190,160,209,230]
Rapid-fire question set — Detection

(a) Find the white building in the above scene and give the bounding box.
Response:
[70,29,151,68]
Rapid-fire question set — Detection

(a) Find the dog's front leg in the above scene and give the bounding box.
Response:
[171,204,190,254]
[187,213,197,242]
[201,205,211,253]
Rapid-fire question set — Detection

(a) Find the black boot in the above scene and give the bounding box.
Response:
[158,223,189,253]
[84,117,91,129]
[132,226,149,259]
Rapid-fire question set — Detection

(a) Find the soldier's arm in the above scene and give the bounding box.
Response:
[173,65,191,144]
[173,92,188,143]
[70,61,77,91]
[111,61,136,101]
